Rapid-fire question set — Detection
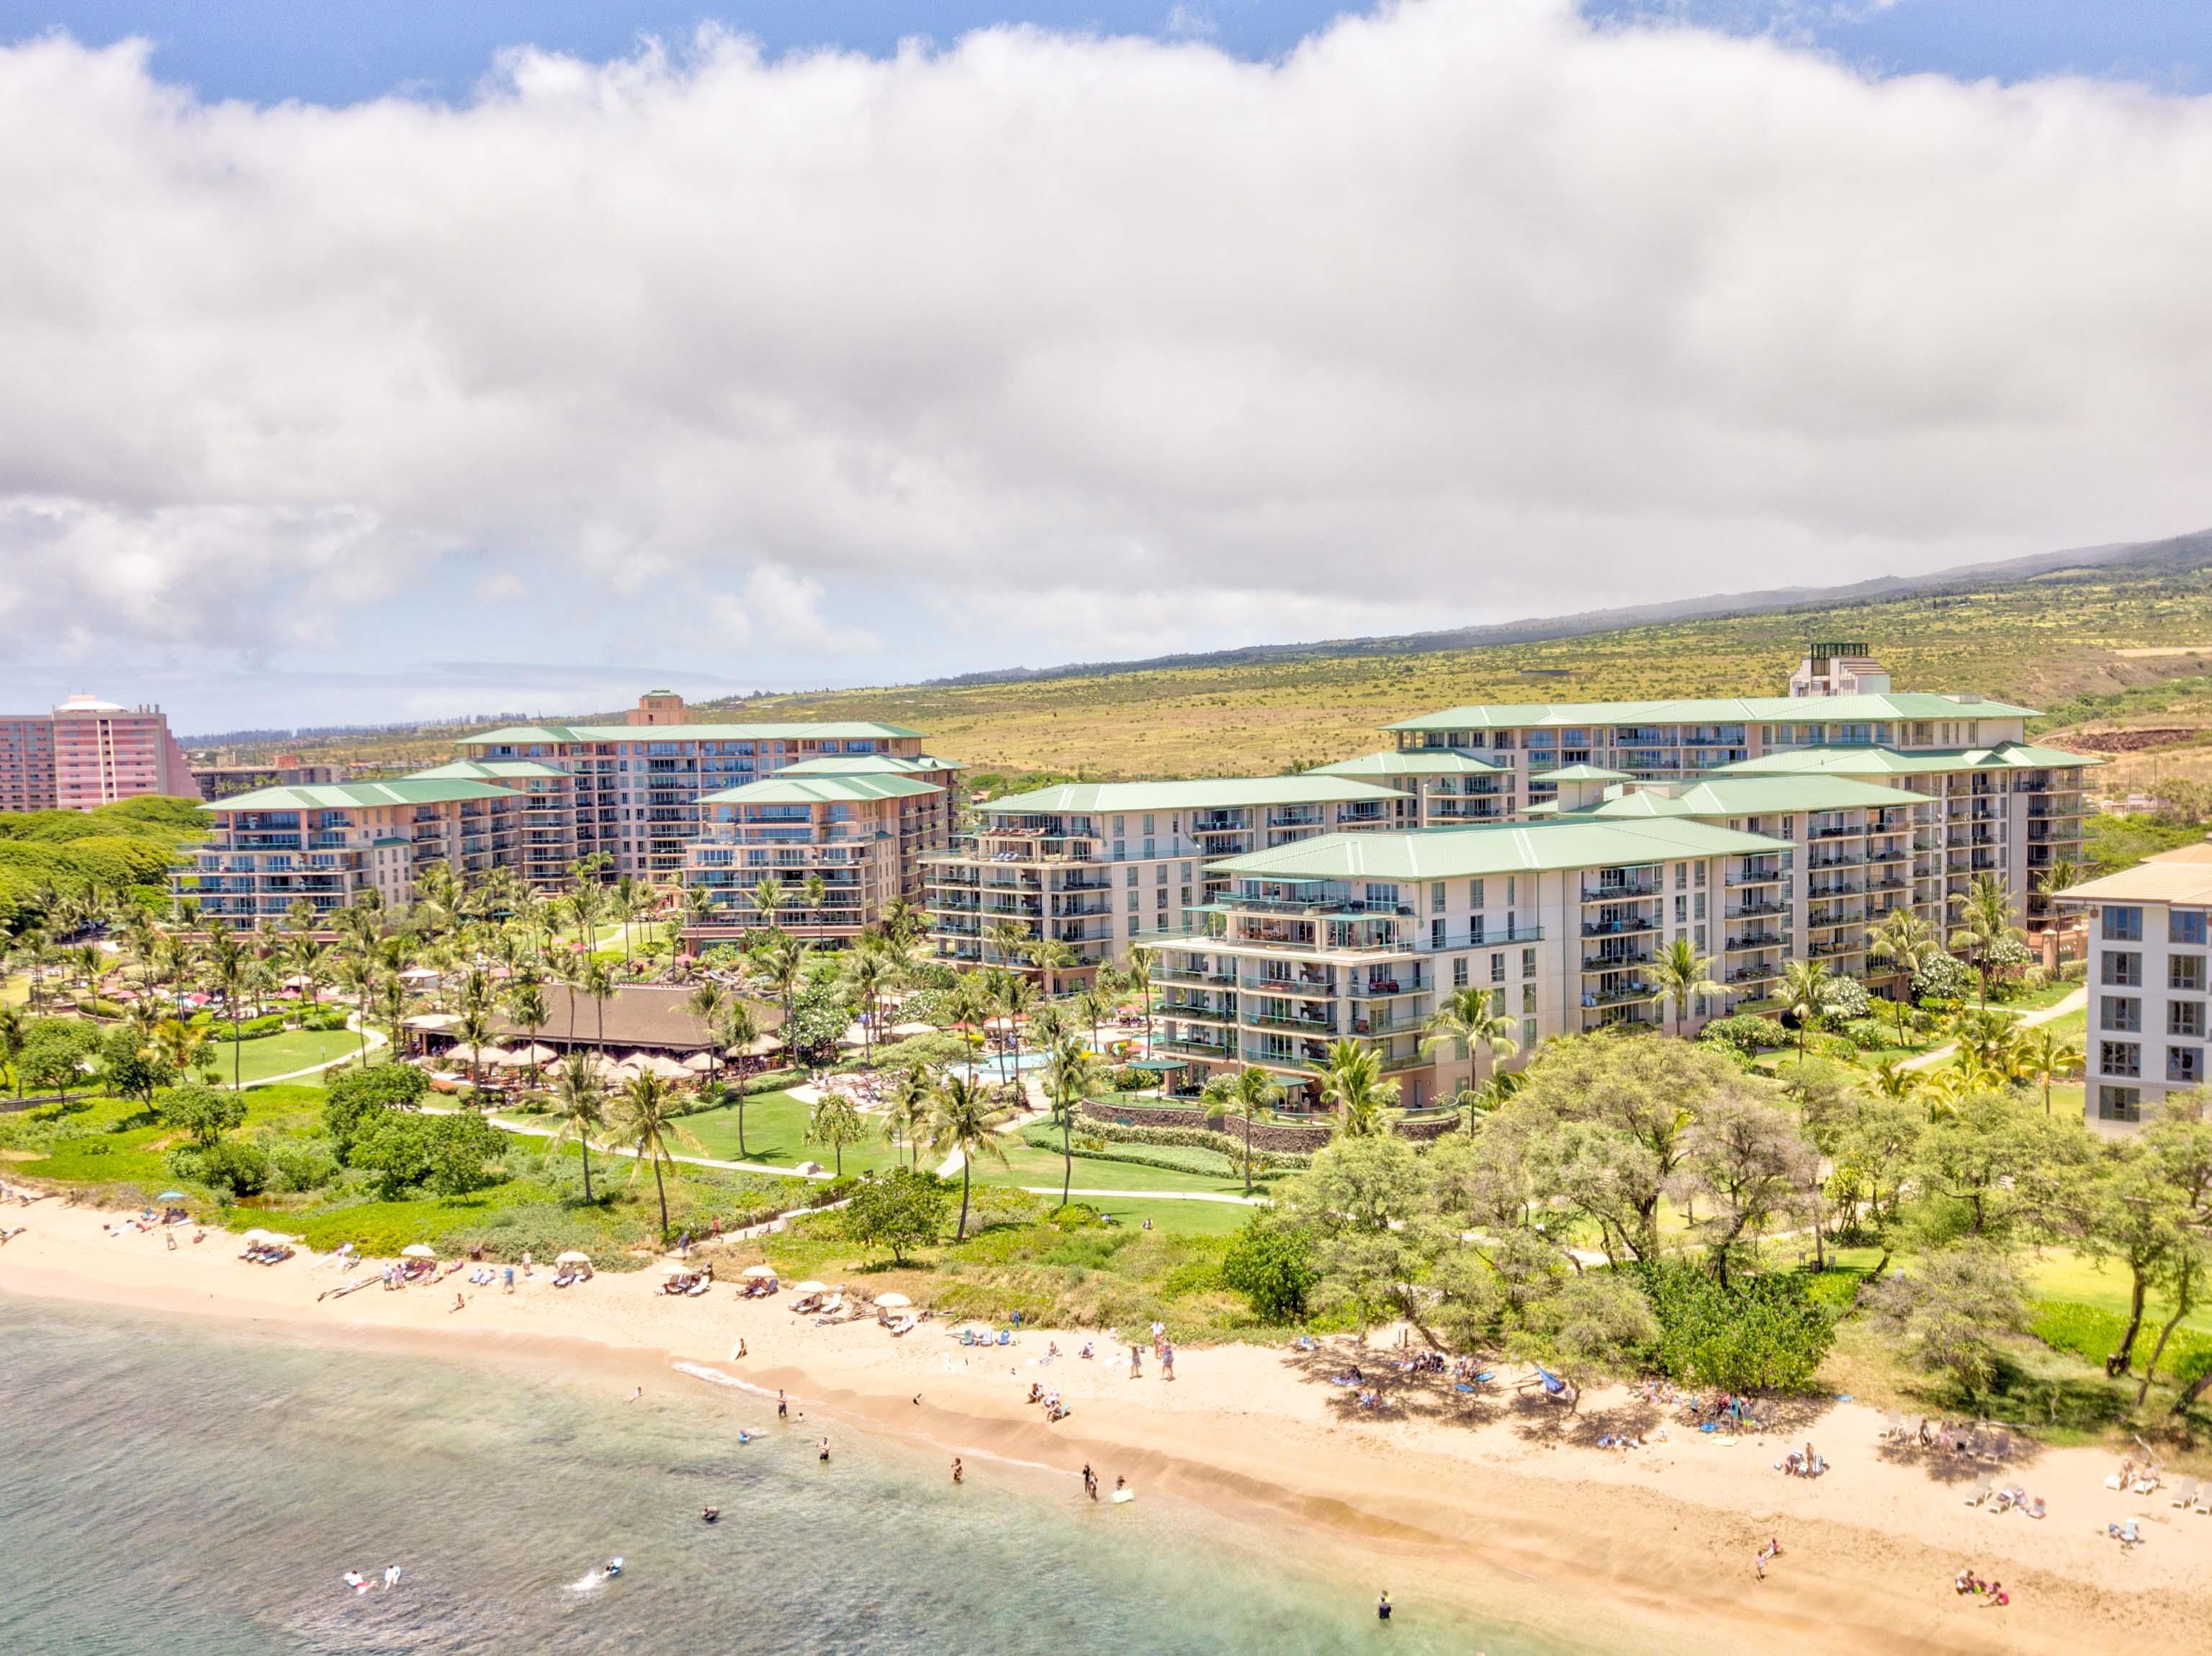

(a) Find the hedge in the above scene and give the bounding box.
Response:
[1067,1117,1313,1171]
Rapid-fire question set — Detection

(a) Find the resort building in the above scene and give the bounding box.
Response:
[185,779,521,928]
[2056,843,2212,1134]
[924,776,1406,979]
[0,695,195,813]
[681,772,948,945]
[1151,818,1788,1109]
[189,755,341,802]
[1305,750,1512,827]
[1375,652,2095,924]
[1533,770,1937,1004]
[451,691,953,881]
[405,760,578,891]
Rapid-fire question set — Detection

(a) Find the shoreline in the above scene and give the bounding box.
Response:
[4,1207,2204,1654]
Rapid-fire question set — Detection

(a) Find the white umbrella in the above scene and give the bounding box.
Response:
[889,1021,936,1037]
[555,1251,592,1266]
[874,1292,912,1308]
[240,1228,290,1245]
[399,966,442,981]
[791,1280,828,1295]
[400,1243,437,1259]
[741,1264,778,1279]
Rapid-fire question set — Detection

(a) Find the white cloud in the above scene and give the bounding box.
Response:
[1,1,2211,721]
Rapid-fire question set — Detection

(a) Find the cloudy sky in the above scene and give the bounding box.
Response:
[2,1,2210,737]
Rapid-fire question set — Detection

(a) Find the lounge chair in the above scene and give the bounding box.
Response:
[2173,1477,2200,1511]
[1883,1410,1903,1439]
[1964,1473,1991,1506]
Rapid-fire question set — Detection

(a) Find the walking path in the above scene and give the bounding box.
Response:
[1898,985,2085,1072]
[241,1025,389,1089]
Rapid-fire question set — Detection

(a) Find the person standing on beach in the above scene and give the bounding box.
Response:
[952,1457,963,1484]
[1162,1343,1175,1382]
[1129,1347,1142,1379]
[818,1436,831,1462]
[503,1265,513,1292]
[1377,1590,1391,1621]
[778,1390,788,1420]
[1082,1464,1097,1500]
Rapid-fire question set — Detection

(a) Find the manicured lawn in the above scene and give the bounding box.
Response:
[676,1089,906,1177]
[980,1138,1275,1195]
[228,1029,367,1086]
[2029,1248,2212,1335]
[1076,1195,1257,1236]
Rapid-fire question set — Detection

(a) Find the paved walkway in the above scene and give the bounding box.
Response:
[1899,986,2085,1072]
[238,1024,389,1089]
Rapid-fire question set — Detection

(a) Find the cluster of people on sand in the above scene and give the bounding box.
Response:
[1688,1392,1762,1429]
[239,1240,296,1266]
[1955,1568,2009,1605]
[339,1565,403,1596]
[1753,1537,1784,1580]
[1593,1431,1646,1453]
[0,1179,53,1207]
[1775,1442,1827,1478]
[1986,1486,2044,1518]
[1024,1380,1070,1423]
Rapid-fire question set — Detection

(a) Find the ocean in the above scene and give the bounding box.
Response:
[0,1296,1578,1655]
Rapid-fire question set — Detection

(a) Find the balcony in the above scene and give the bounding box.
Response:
[1727,899,1785,919]
[1582,982,1657,1008]
[1244,1010,1338,1035]
[1728,867,1784,888]
[1581,916,1656,937]
[1583,948,1654,972]
[1725,930,1781,950]
[1582,876,1660,901]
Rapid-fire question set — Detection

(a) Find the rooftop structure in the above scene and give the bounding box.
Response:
[0,695,195,814]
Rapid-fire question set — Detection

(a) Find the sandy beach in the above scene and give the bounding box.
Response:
[3,1205,2204,1655]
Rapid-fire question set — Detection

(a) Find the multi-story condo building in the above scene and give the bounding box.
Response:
[0,695,195,812]
[453,691,949,881]
[1153,818,1786,1109]
[682,773,946,944]
[925,776,1406,979]
[1305,750,1514,827]
[1375,651,2094,925]
[184,779,520,928]
[407,760,577,891]
[2057,844,2212,1134]
[1534,770,1936,1006]
[189,756,341,801]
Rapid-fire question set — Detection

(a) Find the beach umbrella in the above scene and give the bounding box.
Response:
[889,1021,936,1038]
[741,1264,777,1279]
[791,1280,828,1295]
[555,1251,592,1266]
[681,1051,717,1073]
[240,1228,289,1245]
[156,1190,185,1200]
[874,1292,912,1309]
[400,1243,437,1259]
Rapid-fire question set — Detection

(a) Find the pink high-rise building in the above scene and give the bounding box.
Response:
[0,696,196,812]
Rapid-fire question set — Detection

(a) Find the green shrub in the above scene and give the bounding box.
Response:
[2030,1297,2212,1383]
[1079,1117,1313,1169]
[168,1137,271,1197]
[324,1064,428,1158]
[1220,1212,1318,1321]
[1636,1261,1835,1392]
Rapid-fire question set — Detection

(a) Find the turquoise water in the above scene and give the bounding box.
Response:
[0,1297,1577,1654]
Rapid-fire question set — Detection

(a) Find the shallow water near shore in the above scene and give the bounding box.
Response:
[0,1297,1581,1655]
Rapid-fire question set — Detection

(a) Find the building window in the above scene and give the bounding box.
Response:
[2170,1046,2203,1085]
[1431,918,1447,949]
[1521,948,1537,978]
[2100,1040,2141,1079]
[1491,953,1505,984]
[2103,906,2143,942]
[1469,879,1484,908]
[1674,863,1687,891]
[2098,1085,2141,1123]
[2103,952,2143,988]
[1521,984,1537,1014]
[1431,882,1447,914]
[1521,1017,1537,1048]
[2102,996,2141,1033]
[1453,956,1469,987]
[1124,866,1139,888]
[2171,1001,2206,1038]
[2173,910,2208,946]
[2172,955,2206,992]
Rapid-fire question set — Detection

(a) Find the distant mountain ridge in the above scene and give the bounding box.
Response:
[911,528,2212,688]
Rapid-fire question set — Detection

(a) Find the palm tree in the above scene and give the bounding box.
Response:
[1649,938,1721,1038]
[375,974,410,1063]
[1201,1062,1281,1195]
[984,917,1032,975]
[1776,958,1833,1061]
[1947,873,2024,1008]
[1867,907,1936,1043]
[580,955,617,1060]
[1455,1068,1522,1133]
[2016,1025,2083,1117]
[687,978,725,1032]
[611,1070,680,1238]
[1043,1035,1102,1206]
[884,1063,938,1171]
[751,875,786,936]
[507,979,552,1091]
[566,881,607,966]
[1868,1058,1923,1104]
[286,935,330,1015]
[613,873,643,974]
[997,971,1039,1090]
[2032,855,2083,924]
[1075,984,1115,1056]
[454,999,495,1095]
[152,1015,215,1086]
[548,1051,608,1204]
[838,950,893,1062]
[930,1070,1010,1240]
[879,896,927,956]
[713,1001,763,1156]
[1028,936,1076,1000]
[802,873,828,942]
[1419,986,1520,1084]
[206,930,251,1091]
[1123,944,1157,1058]
[0,1002,27,1098]
[754,930,809,1061]
[336,955,379,1069]
[806,1093,866,1175]
[1317,1038,1398,1136]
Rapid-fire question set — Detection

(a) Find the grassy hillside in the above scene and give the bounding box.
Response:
[274,544,2212,780]
[0,796,205,925]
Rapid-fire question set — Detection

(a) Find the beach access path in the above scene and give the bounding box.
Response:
[1899,986,2086,1072]
[2,1202,2204,1656]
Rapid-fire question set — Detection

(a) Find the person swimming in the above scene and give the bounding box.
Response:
[702,1506,720,1523]
[604,1558,624,1578]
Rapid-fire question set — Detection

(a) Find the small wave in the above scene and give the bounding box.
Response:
[670,1361,777,1399]
[565,1570,606,1594]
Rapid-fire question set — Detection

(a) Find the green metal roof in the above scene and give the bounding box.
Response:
[462,720,925,745]
[1715,741,2102,778]
[698,775,941,806]
[982,776,1405,814]
[1308,750,1506,777]
[1543,763,1633,782]
[775,753,964,777]
[1384,691,2037,732]
[1208,819,1786,882]
[203,779,515,812]
[1562,775,1925,819]
[408,760,568,780]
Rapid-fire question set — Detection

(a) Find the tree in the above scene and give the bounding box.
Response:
[843,1167,951,1264]
[1420,986,1520,1086]
[1042,1035,1103,1206]
[2033,855,2084,924]
[286,934,330,1014]
[1868,1241,2030,1401]
[753,930,809,1058]
[929,1071,1011,1240]
[1201,1062,1282,1196]
[1123,944,1157,1058]
[547,1051,608,1205]
[1514,1272,1661,1412]
[1775,958,1833,1061]
[837,950,892,1062]
[506,980,552,1091]
[159,1081,247,1148]
[579,953,617,1059]
[99,1025,167,1108]
[1671,1093,1819,1285]
[1028,936,1076,1000]
[424,1110,506,1198]
[1221,1212,1320,1322]
[20,1017,101,1097]
[806,1093,867,1176]
[2078,1136,2195,1377]
[2016,1025,2083,1117]
[0,1002,25,1098]
[1868,906,1936,1034]
[1075,984,1115,1057]
[150,1015,216,1086]
[1651,938,1722,1038]
[883,1063,938,1171]
[323,1063,428,1160]
[611,1070,681,1237]
[1908,1088,2085,1246]
[1948,873,2025,1007]
[802,872,828,942]
[1317,1038,1399,1135]
[1287,1135,1431,1334]
[205,930,251,1090]
[1830,1095,1925,1277]
[984,917,1032,975]
[714,1000,762,1156]
[750,874,785,935]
